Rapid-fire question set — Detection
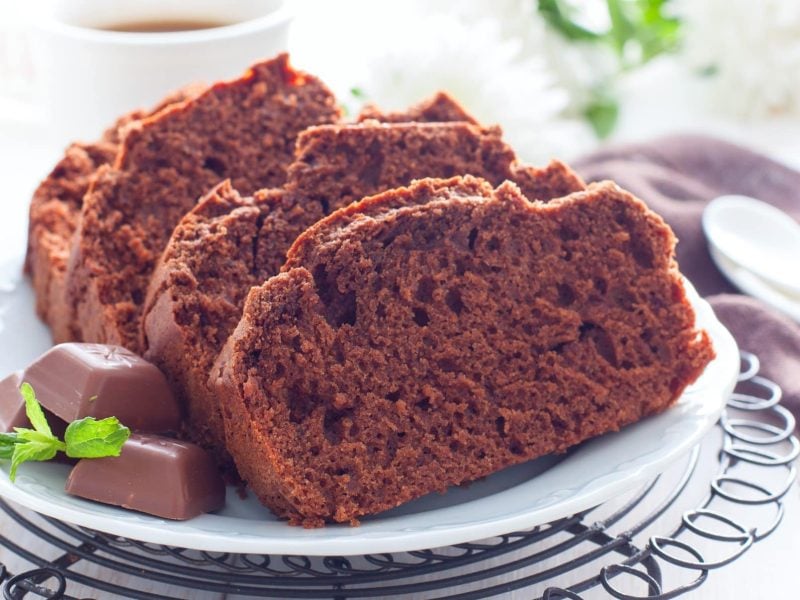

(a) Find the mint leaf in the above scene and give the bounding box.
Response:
[19,382,52,437]
[5,382,64,481]
[5,386,66,480]
[8,429,63,482]
[64,417,130,459]
[14,427,65,448]
[0,432,19,460]
[2,384,132,482]
[0,432,18,445]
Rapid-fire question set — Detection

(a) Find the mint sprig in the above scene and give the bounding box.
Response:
[65,417,129,459]
[0,383,131,482]
[20,383,54,437]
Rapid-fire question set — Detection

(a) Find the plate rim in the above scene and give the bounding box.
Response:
[0,278,739,555]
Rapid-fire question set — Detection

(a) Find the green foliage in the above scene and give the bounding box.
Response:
[19,382,53,437]
[0,384,130,482]
[584,88,620,138]
[538,0,604,42]
[538,0,681,137]
[0,433,19,460]
[9,429,63,481]
[64,417,130,459]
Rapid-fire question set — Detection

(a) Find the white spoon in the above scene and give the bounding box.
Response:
[708,245,800,323]
[702,195,800,299]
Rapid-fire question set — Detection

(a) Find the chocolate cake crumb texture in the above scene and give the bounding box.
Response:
[143,121,584,467]
[26,85,203,343]
[217,176,714,526]
[66,54,340,352]
[27,142,117,342]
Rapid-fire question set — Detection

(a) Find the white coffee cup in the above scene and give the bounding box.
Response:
[25,0,291,141]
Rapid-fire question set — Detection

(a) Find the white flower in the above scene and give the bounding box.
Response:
[422,0,617,116]
[291,0,594,163]
[677,0,800,117]
[424,0,539,42]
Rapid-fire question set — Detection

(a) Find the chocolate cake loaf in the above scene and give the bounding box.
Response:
[216,176,715,526]
[26,86,202,342]
[142,121,584,467]
[65,54,340,352]
[26,85,462,345]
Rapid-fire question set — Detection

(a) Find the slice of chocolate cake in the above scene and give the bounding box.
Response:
[27,142,116,342]
[258,122,584,277]
[142,121,585,468]
[65,54,340,352]
[215,176,715,526]
[26,86,203,343]
[141,181,270,468]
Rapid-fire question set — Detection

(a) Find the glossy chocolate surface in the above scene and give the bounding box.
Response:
[23,344,181,432]
[0,372,26,432]
[65,433,226,520]
[0,371,68,436]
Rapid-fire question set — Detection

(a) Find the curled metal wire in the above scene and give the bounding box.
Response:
[0,350,794,599]
[594,351,796,600]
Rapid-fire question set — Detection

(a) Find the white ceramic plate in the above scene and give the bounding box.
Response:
[0,253,739,556]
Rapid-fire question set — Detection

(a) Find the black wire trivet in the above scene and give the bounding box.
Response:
[0,350,796,599]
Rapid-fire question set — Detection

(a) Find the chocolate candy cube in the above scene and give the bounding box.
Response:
[0,372,26,432]
[23,344,181,433]
[65,433,225,520]
[0,371,68,436]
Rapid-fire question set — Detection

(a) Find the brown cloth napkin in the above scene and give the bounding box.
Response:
[575,134,800,424]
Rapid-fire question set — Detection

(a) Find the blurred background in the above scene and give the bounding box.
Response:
[1,0,799,254]
[3,0,800,164]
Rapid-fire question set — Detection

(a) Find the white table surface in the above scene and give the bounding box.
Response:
[0,54,798,598]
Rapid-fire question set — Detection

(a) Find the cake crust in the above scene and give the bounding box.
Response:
[357,91,478,124]
[27,141,117,342]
